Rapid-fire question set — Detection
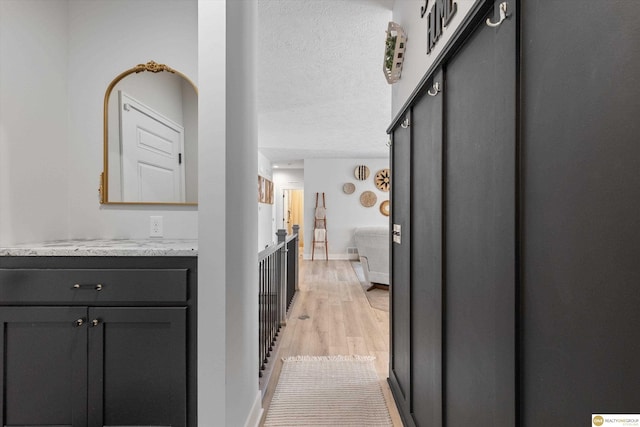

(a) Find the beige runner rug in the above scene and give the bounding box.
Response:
[264,355,393,427]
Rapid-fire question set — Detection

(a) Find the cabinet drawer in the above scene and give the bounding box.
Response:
[0,269,188,303]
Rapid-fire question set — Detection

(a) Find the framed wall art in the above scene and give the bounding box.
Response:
[258,175,274,204]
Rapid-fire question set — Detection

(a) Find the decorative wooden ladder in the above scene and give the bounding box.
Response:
[311,192,328,261]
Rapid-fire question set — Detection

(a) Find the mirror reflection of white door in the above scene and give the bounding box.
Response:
[119,91,185,202]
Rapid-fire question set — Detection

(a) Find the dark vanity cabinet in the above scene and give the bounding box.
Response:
[0,256,197,427]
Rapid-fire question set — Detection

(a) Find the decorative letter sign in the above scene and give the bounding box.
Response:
[422,0,458,54]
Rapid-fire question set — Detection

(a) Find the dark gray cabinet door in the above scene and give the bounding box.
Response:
[0,307,88,427]
[390,112,412,420]
[443,3,517,426]
[88,307,187,427]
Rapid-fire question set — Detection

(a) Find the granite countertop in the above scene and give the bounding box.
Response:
[0,239,198,257]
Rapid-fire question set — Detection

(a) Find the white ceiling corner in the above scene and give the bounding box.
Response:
[257,0,394,164]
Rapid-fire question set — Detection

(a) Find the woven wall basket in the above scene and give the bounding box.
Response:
[354,165,370,181]
[360,191,377,207]
[343,183,356,194]
[380,200,390,216]
[374,169,391,192]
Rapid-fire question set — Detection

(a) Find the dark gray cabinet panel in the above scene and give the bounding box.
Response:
[410,68,443,427]
[390,113,412,420]
[520,1,640,424]
[88,307,187,427]
[444,5,516,426]
[0,307,87,427]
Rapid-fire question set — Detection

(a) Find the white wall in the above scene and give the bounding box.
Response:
[391,0,478,116]
[228,0,262,425]
[200,2,262,423]
[225,0,262,425]
[1,0,199,244]
[258,151,275,250]
[304,158,390,260]
[67,0,198,239]
[0,0,70,245]
[198,0,228,424]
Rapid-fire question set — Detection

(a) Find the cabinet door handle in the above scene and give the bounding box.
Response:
[75,318,85,327]
[73,283,103,291]
[91,319,100,327]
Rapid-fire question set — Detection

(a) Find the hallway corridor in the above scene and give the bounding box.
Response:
[260,260,402,426]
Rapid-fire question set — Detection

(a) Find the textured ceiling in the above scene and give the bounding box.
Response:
[257,0,394,164]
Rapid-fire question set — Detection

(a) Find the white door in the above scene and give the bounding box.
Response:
[119,91,185,202]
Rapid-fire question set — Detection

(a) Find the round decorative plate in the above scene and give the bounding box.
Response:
[343,182,356,194]
[360,191,377,207]
[380,200,390,216]
[375,168,391,192]
[354,165,370,181]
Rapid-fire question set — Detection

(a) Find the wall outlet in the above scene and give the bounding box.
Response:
[150,216,163,237]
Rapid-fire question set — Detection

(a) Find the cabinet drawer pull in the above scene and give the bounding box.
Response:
[91,319,100,327]
[75,318,85,327]
[73,283,103,291]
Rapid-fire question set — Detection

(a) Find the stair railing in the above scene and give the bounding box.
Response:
[258,226,299,381]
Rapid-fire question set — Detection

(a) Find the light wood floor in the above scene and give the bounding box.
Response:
[260,259,403,426]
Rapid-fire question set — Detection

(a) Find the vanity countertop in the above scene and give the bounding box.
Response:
[0,239,198,257]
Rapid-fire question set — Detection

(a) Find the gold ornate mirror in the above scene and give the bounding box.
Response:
[100,61,198,205]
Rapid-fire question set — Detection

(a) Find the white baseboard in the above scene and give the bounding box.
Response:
[243,390,264,427]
